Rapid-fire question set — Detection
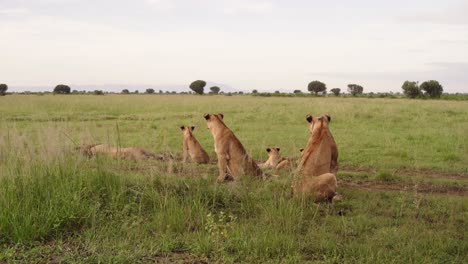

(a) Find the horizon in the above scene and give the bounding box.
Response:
[2,0,468,93]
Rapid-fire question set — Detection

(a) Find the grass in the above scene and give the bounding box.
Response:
[0,95,467,263]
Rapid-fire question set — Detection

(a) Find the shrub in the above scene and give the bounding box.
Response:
[293,90,302,94]
[121,89,130,94]
[145,88,155,94]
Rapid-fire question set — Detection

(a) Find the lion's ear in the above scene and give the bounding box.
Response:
[191,126,195,131]
[276,148,280,152]
[300,148,304,153]
[180,126,185,131]
[266,148,271,153]
[326,114,331,122]
[306,115,313,123]
[217,113,224,119]
[203,114,210,120]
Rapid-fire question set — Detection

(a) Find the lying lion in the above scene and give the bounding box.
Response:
[204,113,263,182]
[180,125,210,164]
[78,144,166,160]
[258,147,299,171]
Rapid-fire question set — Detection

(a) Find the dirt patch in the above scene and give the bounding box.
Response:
[340,165,468,181]
[340,180,468,197]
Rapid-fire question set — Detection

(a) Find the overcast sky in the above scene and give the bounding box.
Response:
[1,0,468,92]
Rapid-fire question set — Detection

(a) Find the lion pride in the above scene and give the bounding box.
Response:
[180,125,210,164]
[204,113,263,182]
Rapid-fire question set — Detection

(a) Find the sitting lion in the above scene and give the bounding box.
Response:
[204,113,263,182]
[299,114,338,178]
[293,114,339,202]
[180,125,210,164]
[258,147,298,170]
[78,144,165,160]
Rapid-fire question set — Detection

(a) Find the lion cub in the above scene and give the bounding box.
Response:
[258,147,297,170]
[78,144,162,160]
[180,125,210,164]
[204,113,263,182]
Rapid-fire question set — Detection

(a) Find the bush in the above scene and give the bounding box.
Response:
[347,84,364,96]
[53,84,71,94]
[93,90,104,95]
[293,90,302,94]
[189,80,206,95]
[0,83,8,96]
[210,86,220,94]
[252,89,258,94]
[420,80,443,98]
[307,80,326,95]
[121,89,130,94]
[330,88,341,96]
[402,81,420,99]
[146,88,155,94]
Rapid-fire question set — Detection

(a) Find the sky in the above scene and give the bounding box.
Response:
[1,0,468,93]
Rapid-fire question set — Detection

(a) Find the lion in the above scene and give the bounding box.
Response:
[258,147,298,171]
[180,125,210,164]
[204,113,263,182]
[298,114,338,178]
[78,144,166,160]
[291,173,337,202]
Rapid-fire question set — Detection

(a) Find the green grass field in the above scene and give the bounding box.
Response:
[0,95,467,263]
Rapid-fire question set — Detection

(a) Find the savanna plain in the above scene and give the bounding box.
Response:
[0,95,467,263]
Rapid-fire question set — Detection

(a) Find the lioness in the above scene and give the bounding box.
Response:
[78,144,164,160]
[299,114,338,178]
[180,125,210,164]
[258,147,297,170]
[204,113,263,182]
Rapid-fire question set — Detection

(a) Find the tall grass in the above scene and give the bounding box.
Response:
[0,95,467,262]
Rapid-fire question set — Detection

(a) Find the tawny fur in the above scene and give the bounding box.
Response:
[78,144,163,160]
[292,173,337,202]
[299,114,338,178]
[204,113,263,182]
[258,147,298,171]
[180,126,210,164]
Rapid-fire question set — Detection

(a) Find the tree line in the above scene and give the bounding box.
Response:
[0,79,449,99]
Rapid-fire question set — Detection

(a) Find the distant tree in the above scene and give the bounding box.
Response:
[171,91,177,94]
[146,88,155,94]
[158,90,163,94]
[238,91,244,95]
[252,89,258,94]
[93,90,104,95]
[274,90,280,94]
[71,90,79,94]
[308,80,327,95]
[420,80,443,98]
[189,80,206,95]
[347,84,364,96]
[293,90,302,94]
[134,90,139,94]
[330,88,341,96]
[53,84,71,94]
[0,84,8,96]
[210,86,220,94]
[121,89,130,94]
[401,81,420,98]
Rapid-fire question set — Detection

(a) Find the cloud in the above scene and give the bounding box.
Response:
[397,1,468,25]
[0,8,30,15]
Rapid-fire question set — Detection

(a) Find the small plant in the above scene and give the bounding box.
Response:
[204,211,236,253]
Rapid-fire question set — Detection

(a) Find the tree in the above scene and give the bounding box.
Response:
[274,90,280,94]
[134,90,139,94]
[121,89,130,94]
[308,80,327,95]
[210,86,220,94]
[146,88,155,94]
[401,81,420,98]
[189,80,206,95]
[347,84,363,96]
[252,89,258,94]
[293,90,302,94]
[330,88,341,96]
[53,84,71,94]
[420,80,443,98]
[93,90,104,95]
[0,84,8,96]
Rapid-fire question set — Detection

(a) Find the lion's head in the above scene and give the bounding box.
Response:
[306,114,331,134]
[180,125,196,137]
[203,113,225,132]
